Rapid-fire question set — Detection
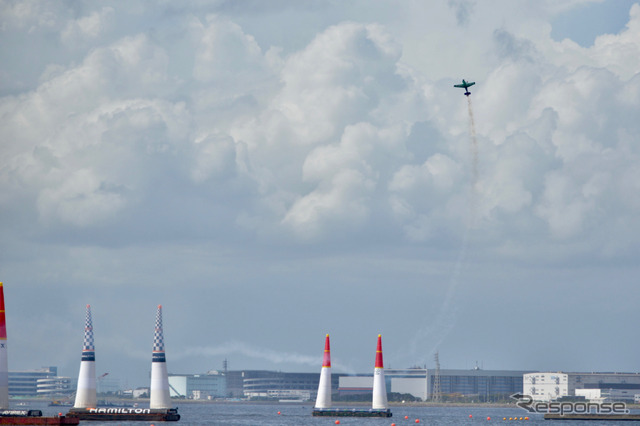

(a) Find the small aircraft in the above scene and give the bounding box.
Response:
[454,79,475,96]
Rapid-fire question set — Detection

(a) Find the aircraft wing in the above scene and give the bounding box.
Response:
[467,81,475,87]
[453,83,466,88]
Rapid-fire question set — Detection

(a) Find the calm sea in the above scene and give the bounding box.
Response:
[25,401,640,425]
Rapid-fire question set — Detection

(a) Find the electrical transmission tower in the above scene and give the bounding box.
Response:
[432,351,442,402]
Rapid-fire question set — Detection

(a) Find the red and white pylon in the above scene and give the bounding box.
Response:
[372,334,388,410]
[314,334,332,409]
[0,283,9,410]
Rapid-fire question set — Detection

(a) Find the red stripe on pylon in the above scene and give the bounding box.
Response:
[0,283,6,339]
[322,334,331,367]
[375,334,383,369]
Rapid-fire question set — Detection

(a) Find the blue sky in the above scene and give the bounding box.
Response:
[551,0,637,46]
[1,0,639,389]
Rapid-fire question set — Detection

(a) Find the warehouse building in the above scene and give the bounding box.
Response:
[225,370,343,400]
[9,367,75,396]
[340,368,532,401]
[524,372,640,402]
[168,371,226,399]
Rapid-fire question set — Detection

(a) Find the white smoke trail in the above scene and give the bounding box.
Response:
[466,95,480,226]
[174,341,357,374]
[467,95,479,189]
[406,94,479,366]
[407,224,469,363]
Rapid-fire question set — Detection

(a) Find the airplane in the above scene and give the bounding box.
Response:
[454,79,475,96]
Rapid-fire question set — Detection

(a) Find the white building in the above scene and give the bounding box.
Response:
[390,377,428,401]
[575,388,604,402]
[36,377,74,395]
[132,387,149,398]
[576,388,640,402]
[523,372,569,401]
[524,372,640,401]
[267,389,311,401]
[168,373,226,399]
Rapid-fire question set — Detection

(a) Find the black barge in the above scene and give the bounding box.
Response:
[66,407,180,421]
[312,408,392,417]
[545,413,640,421]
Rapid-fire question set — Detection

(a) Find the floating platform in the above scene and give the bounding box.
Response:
[0,410,79,425]
[66,407,180,421]
[544,413,640,421]
[312,408,392,417]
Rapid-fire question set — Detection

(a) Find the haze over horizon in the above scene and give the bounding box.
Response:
[1,0,639,389]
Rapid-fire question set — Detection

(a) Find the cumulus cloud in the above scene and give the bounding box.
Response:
[37,168,125,227]
[257,21,404,147]
[191,134,238,182]
[61,7,115,47]
[0,0,61,32]
[190,14,271,85]
[227,22,411,239]
[541,3,640,80]
[389,153,464,241]
[2,2,639,257]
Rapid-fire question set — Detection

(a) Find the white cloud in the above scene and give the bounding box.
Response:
[540,3,640,80]
[282,169,375,240]
[190,14,271,85]
[2,4,637,253]
[0,0,61,32]
[536,171,594,239]
[1,33,173,160]
[61,7,115,47]
[268,22,403,146]
[191,134,237,182]
[227,21,411,239]
[389,153,464,241]
[37,168,125,227]
[3,92,190,228]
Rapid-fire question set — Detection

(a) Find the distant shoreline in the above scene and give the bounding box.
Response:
[12,397,640,410]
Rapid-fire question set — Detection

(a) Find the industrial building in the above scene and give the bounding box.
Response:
[168,372,226,399]
[36,376,74,396]
[524,372,640,402]
[576,388,640,402]
[9,367,74,396]
[167,370,343,401]
[225,370,342,400]
[339,368,532,401]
